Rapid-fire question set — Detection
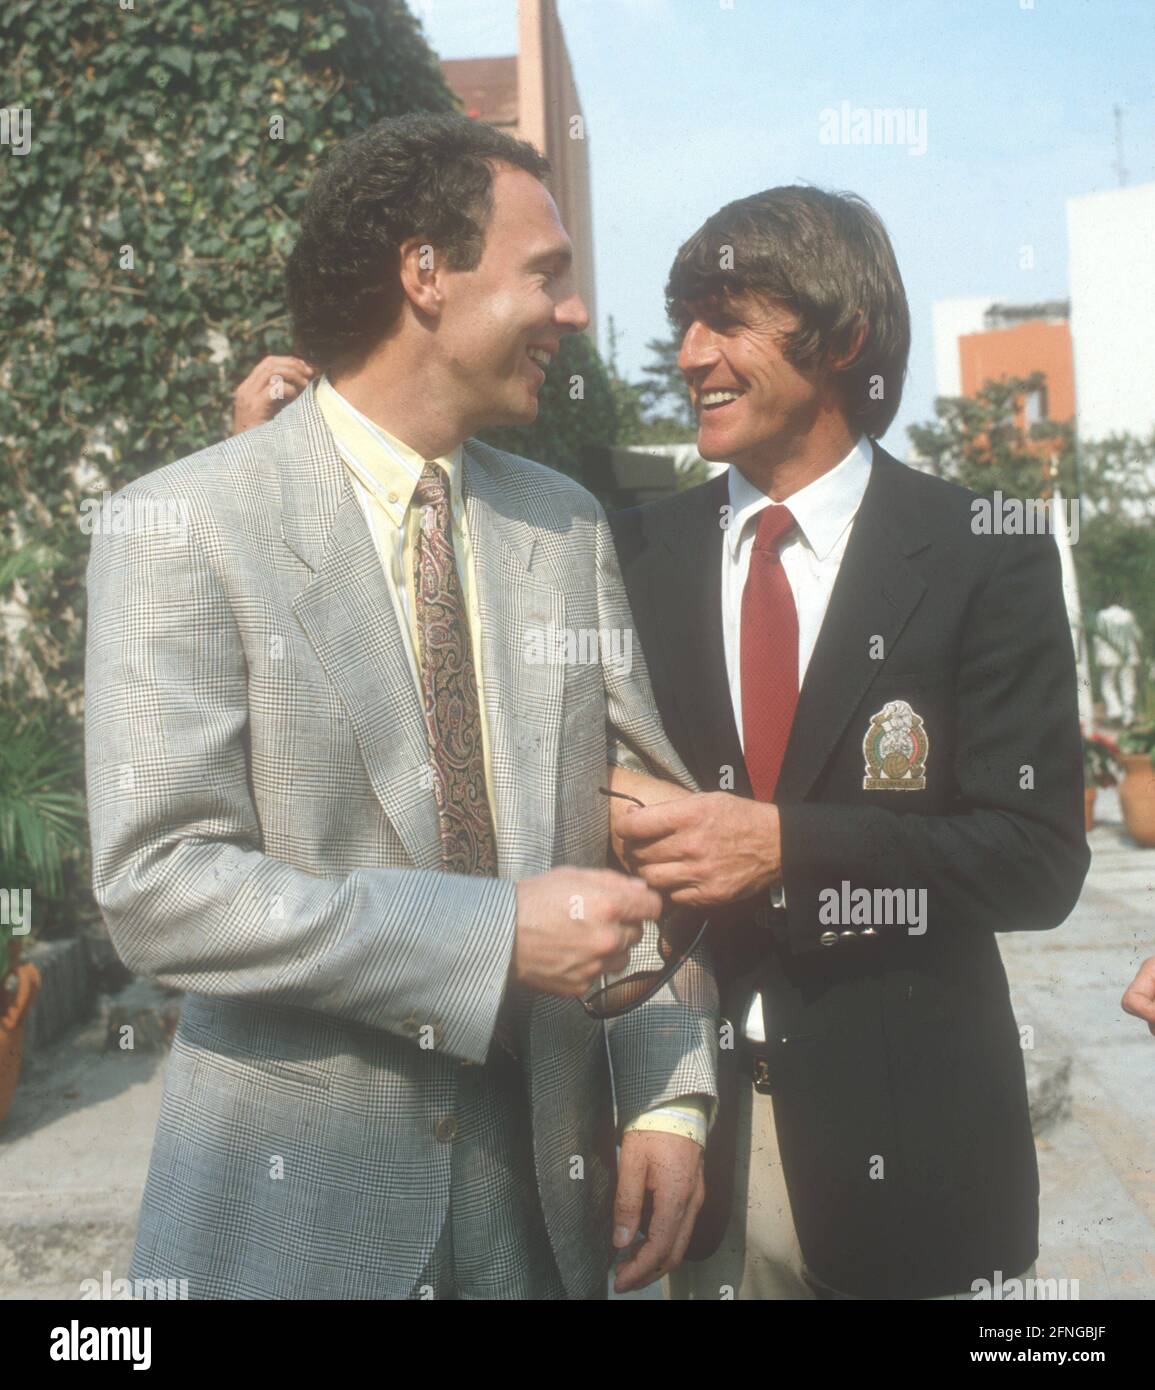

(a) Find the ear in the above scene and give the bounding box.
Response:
[397,236,444,318]
[829,313,867,371]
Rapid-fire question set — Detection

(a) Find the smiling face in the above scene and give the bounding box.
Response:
[676,292,845,473]
[436,163,589,434]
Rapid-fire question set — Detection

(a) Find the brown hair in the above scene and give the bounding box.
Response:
[665,186,911,437]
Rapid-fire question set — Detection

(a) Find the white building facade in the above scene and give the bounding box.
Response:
[1066,182,1155,442]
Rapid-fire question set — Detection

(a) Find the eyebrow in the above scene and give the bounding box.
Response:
[528,244,573,272]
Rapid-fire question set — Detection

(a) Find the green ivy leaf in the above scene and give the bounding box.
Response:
[157,47,193,78]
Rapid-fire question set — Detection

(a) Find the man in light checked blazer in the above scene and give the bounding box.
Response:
[83,114,718,1300]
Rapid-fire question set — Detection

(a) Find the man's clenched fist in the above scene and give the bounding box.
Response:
[512,868,662,998]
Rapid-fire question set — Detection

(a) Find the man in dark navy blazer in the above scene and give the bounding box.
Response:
[608,186,1089,1300]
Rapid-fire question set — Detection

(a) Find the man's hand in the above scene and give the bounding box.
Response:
[605,764,693,865]
[512,868,662,998]
[1122,956,1155,1035]
[232,355,315,433]
[618,792,781,908]
[612,1130,705,1293]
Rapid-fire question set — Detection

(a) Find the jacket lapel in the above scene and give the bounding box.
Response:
[278,386,442,868]
[462,442,565,881]
[776,446,930,803]
[649,474,753,798]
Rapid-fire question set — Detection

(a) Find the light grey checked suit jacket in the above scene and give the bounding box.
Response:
[84,383,718,1300]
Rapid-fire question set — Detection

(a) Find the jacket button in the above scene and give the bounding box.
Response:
[861,927,879,937]
[819,931,839,947]
[435,1116,458,1143]
[840,930,857,943]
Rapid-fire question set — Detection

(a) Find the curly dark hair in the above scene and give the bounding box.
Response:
[286,112,551,373]
[666,186,911,437]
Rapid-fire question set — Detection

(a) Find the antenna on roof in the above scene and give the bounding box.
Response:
[1113,105,1128,188]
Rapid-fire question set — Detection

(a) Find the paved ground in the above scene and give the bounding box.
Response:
[2,791,1152,1300]
[1000,785,1155,1299]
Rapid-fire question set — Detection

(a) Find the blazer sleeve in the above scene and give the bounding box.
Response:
[84,486,516,1064]
[591,502,719,1122]
[777,527,1090,956]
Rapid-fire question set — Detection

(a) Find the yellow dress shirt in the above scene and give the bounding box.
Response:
[315,376,708,1147]
[316,375,497,820]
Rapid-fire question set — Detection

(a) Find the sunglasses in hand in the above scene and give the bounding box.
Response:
[580,787,710,1020]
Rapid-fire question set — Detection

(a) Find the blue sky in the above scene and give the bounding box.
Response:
[410,0,1155,456]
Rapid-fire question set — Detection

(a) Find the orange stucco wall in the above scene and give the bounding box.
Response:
[959,320,1076,422]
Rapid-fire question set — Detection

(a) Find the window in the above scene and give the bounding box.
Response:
[1024,385,1048,426]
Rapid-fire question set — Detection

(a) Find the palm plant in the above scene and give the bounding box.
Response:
[0,539,88,958]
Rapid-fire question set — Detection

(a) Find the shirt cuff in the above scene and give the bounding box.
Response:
[623,1095,713,1148]
[605,739,647,775]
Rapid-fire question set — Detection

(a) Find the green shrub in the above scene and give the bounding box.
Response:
[481,332,618,485]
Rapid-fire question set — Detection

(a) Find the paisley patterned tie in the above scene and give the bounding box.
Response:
[412,461,499,878]
[413,463,522,1064]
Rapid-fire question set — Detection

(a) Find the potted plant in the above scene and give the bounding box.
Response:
[1083,732,1123,833]
[1117,723,1155,848]
[0,920,41,1129]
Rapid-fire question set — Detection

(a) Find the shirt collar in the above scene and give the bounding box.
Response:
[726,434,873,561]
[315,374,463,528]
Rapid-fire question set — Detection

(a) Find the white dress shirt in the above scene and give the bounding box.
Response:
[720,435,874,1040]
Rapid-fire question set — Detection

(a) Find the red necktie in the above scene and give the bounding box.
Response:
[740,504,798,801]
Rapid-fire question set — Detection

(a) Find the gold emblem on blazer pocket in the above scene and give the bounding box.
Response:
[863,699,928,791]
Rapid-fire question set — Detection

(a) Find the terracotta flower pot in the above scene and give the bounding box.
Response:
[1083,787,1096,834]
[0,949,41,1131]
[1119,753,1155,848]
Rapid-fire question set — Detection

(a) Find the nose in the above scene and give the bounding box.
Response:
[556,289,591,336]
[678,320,718,379]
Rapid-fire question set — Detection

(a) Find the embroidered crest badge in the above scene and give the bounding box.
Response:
[863,699,928,791]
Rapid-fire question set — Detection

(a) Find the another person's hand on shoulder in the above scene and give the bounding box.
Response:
[232,355,315,433]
